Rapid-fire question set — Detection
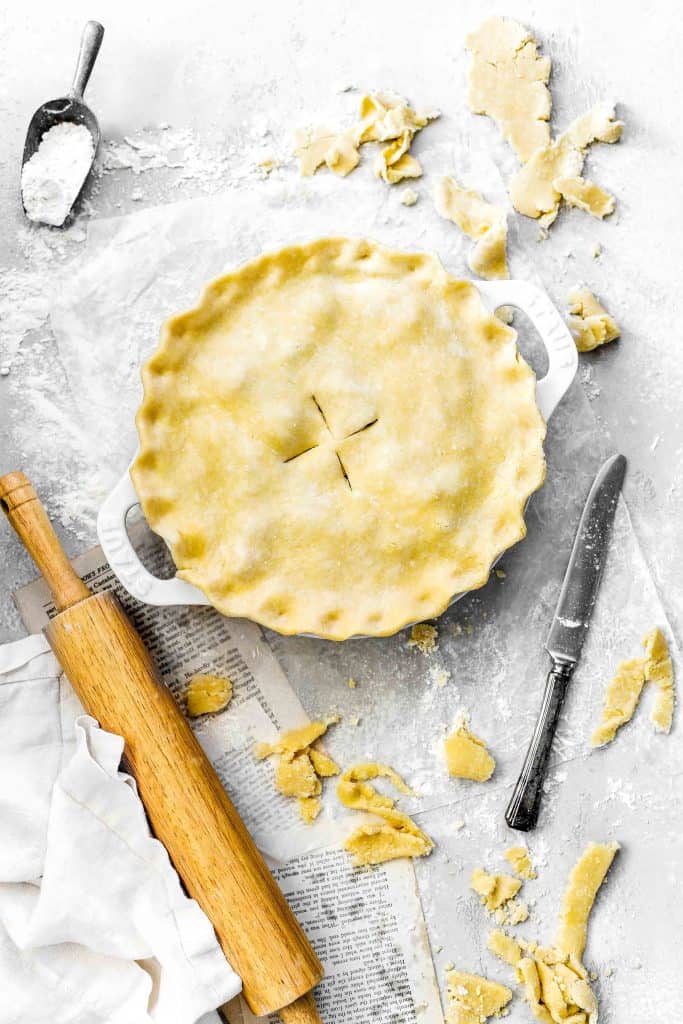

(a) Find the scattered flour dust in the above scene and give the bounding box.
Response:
[21,123,94,227]
[5,122,265,540]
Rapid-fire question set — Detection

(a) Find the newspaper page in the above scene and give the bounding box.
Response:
[14,525,443,1024]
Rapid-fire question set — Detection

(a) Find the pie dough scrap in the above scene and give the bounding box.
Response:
[337,762,433,865]
[556,842,619,959]
[553,177,615,219]
[504,845,536,880]
[400,187,418,206]
[643,626,675,733]
[434,177,508,280]
[567,288,620,353]
[294,92,437,184]
[590,657,646,748]
[590,627,674,746]
[487,929,523,966]
[408,623,439,654]
[445,716,496,782]
[133,238,546,640]
[465,17,552,163]
[294,126,341,176]
[444,968,512,1024]
[489,842,619,1024]
[185,673,233,717]
[510,103,623,226]
[255,717,340,822]
[471,867,522,912]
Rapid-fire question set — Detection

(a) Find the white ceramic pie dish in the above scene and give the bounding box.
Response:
[97,279,578,631]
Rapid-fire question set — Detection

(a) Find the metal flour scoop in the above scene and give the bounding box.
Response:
[21,20,104,222]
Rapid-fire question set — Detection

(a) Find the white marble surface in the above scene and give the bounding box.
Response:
[1,2,682,1020]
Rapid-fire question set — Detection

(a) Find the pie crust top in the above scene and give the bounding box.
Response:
[133,238,546,640]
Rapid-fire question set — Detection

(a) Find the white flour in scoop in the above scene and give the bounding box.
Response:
[21,122,94,227]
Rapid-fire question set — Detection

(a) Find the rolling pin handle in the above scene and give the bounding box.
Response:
[0,471,91,612]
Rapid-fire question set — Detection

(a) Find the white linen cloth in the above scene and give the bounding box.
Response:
[0,633,241,1024]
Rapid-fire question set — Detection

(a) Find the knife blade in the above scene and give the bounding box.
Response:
[546,453,627,665]
[505,453,627,832]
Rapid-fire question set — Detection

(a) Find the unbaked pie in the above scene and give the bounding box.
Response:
[133,238,545,640]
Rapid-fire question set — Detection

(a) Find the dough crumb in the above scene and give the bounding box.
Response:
[444,967,512,1024]
[489,842,619,1024]
[554,176,615,219]
[408,622,439,654]
[347,677,358,688]
[465,17,551,163]
[294,92,438,185]
[400,187,419,206]
[257,156,278,177]
[338,762,433,865]
[453,819,465,831]
[510,102,623,226]
[255,718,340,822]
[434,177,508,280]
[186,673,233,717]
[471,867,522,913]
[432,667,451,688]
[504,845,536,880]
[567,287,620,353]
[591,627,674,745]
[445,716,495,782]
[495,568,506,579]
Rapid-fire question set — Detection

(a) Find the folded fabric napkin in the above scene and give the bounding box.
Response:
[0,633,240,1024]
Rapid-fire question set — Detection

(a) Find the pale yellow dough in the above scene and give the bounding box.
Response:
[504,845,536,880]
[408,622,439,654]
[445,718,495,781]
[434,177,508,280]
[590,658,646,748]
[567,288,620,353]
[471,867,527,926]
[591,627,675,746]
[554,177,615,219]
[643,626,675,732]
[466,18,623,229]
[255,718,340,823]
[555,841,620,959]
[185,674,233,717]
[465,17,551,163]
[133,238,546,640]
[337,762,433,866]
[444,968,512,1024]
[510,103,623,226]
[489,842,619,1024]
[294,92,437,184]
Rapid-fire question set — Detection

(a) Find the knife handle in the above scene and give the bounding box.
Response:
[505,662,573,831]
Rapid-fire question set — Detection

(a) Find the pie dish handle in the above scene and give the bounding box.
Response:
[475,280,578,421]
[97,466,209,606]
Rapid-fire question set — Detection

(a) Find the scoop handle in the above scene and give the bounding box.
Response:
[71,20,104,100]
[0,471,90,611]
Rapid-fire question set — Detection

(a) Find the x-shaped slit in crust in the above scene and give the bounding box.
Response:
[284,395,378,490]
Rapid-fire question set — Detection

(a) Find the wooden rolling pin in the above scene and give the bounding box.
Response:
[0,471,323,1024]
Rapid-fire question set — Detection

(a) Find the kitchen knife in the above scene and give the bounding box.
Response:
[505,452,627,832]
